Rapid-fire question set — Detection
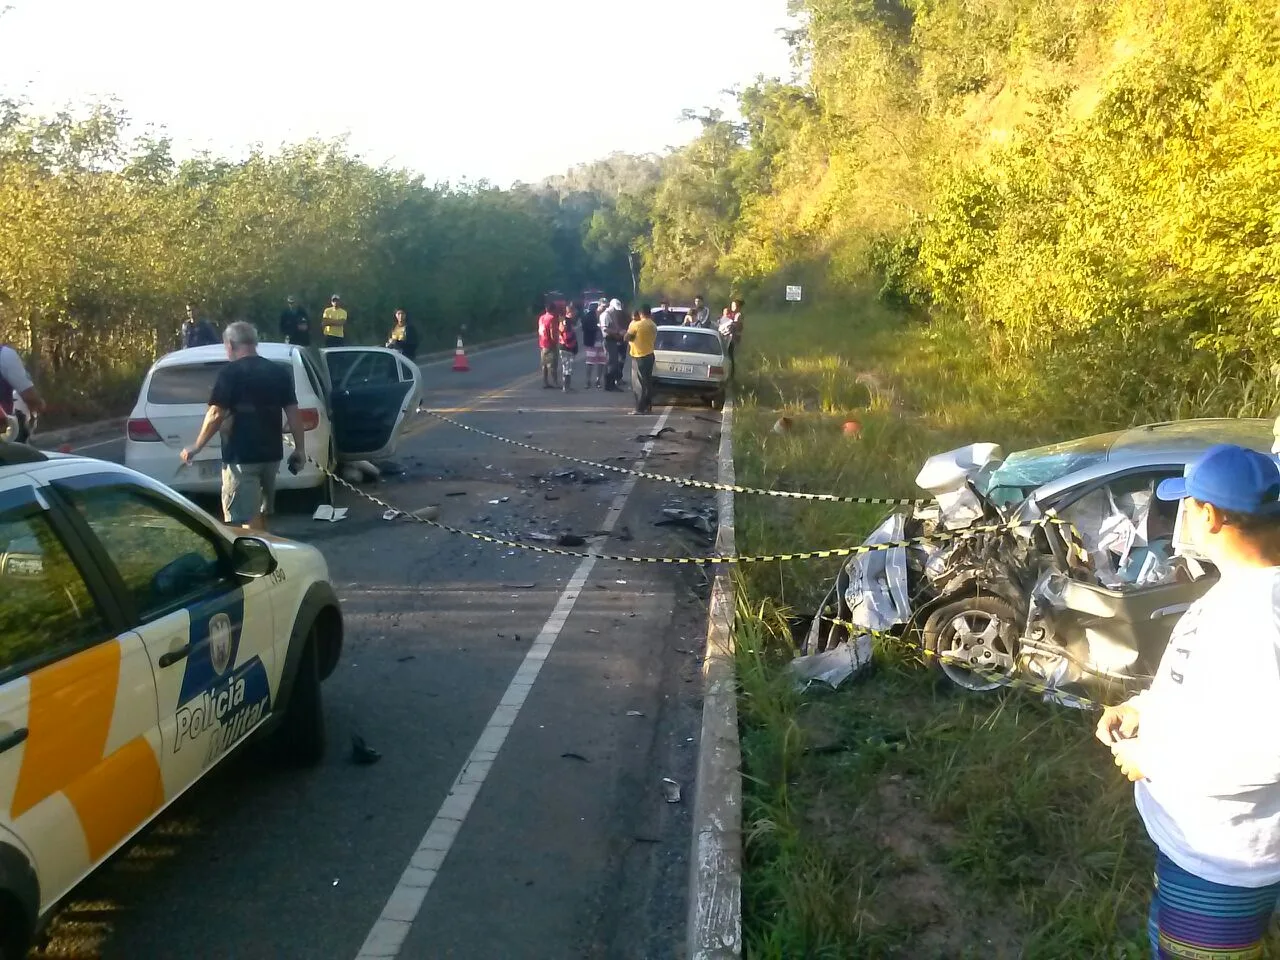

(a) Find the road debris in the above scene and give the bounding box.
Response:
[661,778,682,803]
[636,426,675,442]
[312,505,349,522]
[557,533,586,547]
[396,654,416,662]
[655,507,716,535]
[789,637,873,691]
[626,710,644,717]
[412,504,441,521]
[501,582,536,589]
[350,735,382,766]
[561,752,591,763]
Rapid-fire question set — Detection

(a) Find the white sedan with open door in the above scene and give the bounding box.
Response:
[123,344,422,502]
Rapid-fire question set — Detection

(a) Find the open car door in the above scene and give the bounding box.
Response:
[319,347,422,460]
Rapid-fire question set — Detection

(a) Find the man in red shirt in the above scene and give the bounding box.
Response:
[538,304,560,388]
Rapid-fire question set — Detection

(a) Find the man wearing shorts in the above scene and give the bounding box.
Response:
[181,321,305,531]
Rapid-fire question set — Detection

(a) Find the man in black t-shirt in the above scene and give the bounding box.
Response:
[279,295,312,346]
[180,321,306,530]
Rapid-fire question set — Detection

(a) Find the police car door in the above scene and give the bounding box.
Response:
[0,472,165,912]
[48,473,278,800]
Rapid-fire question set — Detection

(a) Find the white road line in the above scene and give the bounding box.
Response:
[70,437,121,452]
[354,405,674,960]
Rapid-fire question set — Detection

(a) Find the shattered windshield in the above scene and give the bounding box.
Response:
[978,434,1115,507]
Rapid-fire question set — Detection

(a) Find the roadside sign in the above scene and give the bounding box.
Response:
[785,285,802,302]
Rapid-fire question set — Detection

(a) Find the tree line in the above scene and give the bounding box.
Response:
[614,0,1280,424]
[0,100,658,422]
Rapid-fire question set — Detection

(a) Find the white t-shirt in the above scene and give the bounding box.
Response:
[1133,565,1280,887]
[0,346,33,396]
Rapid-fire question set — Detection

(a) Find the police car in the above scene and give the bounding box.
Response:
[0,442,343,959]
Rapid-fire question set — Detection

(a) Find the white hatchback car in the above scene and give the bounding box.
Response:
[124,343,422,502]
[651,325,728,408]
[0,442,343,959]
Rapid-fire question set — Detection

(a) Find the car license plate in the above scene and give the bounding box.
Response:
[666,364,697,376]
[197,461,222,479]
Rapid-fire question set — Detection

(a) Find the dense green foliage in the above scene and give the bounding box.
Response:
[631,0,1280,425]
[0,103,658,421]
[11,0,1279,425]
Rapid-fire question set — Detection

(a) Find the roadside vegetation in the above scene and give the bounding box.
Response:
[730,301,1280,957]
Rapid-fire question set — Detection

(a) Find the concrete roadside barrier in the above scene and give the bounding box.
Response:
[687,399,743,959]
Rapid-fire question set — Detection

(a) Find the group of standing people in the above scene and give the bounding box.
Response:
[279,294,418,359]
[676,294,744,369]
[181,294,420,360]
[536,294,743,415]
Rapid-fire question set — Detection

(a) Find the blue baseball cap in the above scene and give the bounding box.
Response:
[1156,444,1280,515]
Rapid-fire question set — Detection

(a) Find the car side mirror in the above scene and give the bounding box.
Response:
[231,537,278,579]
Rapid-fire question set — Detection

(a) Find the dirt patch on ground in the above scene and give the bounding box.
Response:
[866,780,1021,959]
[792,701,1023,959]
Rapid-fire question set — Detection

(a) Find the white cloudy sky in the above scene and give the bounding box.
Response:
[0,0,799,185]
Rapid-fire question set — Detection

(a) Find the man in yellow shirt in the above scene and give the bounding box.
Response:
[625,305,658,415]
[322,294,348,346]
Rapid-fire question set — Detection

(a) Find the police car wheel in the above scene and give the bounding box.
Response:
[277,632,325,766]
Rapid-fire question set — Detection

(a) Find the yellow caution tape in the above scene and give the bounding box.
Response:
[420,409,928,507]
[313,457,1086,567]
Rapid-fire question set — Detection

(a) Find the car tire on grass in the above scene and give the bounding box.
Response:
[922,595,1021,693]
[275,630,325,766]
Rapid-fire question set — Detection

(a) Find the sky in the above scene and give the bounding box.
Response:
[0,0,799,186]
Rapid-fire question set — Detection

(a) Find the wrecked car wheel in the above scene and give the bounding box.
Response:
[923,596,1021,692]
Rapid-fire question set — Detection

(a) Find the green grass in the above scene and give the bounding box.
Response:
[731,296,1278,957]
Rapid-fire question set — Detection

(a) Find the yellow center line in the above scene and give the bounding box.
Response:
[402,372,540,441]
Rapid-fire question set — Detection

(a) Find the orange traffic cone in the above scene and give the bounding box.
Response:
[452,335,469,372]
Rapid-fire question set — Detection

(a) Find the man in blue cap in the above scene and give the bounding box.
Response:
[1095,443,1280,958]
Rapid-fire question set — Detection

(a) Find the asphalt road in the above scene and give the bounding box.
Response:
[32,340,720,960]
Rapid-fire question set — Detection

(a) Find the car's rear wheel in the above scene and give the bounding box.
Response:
[922,595,1021,692]
[275,630,325,765]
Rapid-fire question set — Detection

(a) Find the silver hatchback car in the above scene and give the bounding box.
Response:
[808,419,1276,704]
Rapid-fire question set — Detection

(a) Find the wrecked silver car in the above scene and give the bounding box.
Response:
[805,419,1277,704]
